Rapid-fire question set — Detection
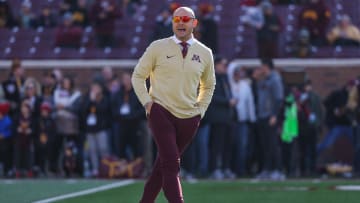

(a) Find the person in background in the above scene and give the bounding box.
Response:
[90,0,121,48]
[298,80,323,176]
[22,78,43,123]
[122,0,143,18]
[197,3,218,54]
[298,0,330,46]
[327,15,360,47]
[55,12,83,48]
[37,5,57,28]
[0,102,12,177]
[35,102,56,176]
[112,72,144,160]
[52,76,81,174]
[319,80,354,155]
[0,0,16,28]
[41,72,57,104]
[14,100,35,178]
[71,0,90,27]
[81,81,111,177]
[16,0,37,29]
[151,6,173,41]
[256,1,282,58]
[280,90,298,177]
[255,58,284,180]
[2,59,26,117]
[292,28,313,58]
[207,56,236,180]
[22,78,44,175]
[228,66,256,177]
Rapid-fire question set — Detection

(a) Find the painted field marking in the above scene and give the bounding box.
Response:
[32,179,135,203]
[335,185,360,191]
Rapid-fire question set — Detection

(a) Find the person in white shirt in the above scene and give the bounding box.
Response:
[228,66,256,176]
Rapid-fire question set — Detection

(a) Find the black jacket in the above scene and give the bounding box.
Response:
[111,87,145,121]
[80,94,112,133]
[206,73,235,124]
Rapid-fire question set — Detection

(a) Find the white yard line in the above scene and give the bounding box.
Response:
[32,179,135,203]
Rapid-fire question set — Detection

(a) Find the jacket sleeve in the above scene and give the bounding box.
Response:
[197,50,216,118]
[271,73,284,117]
[247,83,257,122]
[131,43,156,106]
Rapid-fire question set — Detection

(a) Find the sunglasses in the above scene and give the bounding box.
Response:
[172,16,195,23]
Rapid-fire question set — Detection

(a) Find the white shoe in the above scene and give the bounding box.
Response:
[224,169,236,179]
[211,169,224,180]
[270,170,286,181]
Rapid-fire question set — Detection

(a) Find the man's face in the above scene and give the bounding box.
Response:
[172,8,198,41]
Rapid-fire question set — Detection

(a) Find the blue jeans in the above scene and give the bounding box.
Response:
[234,122,249,176]
[194,124,210,176]
[317,125,353,154]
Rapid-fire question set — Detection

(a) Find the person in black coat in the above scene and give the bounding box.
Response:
[81,80,112,177]
[35,102,56,176]
[2,60,26,117]
[197,3,218,54]
[206,57,237,179]
[111,72,145,160]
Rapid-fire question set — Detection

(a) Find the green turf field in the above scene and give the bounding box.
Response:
[1,179,360,203]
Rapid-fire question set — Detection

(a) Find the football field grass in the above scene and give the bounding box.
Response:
[1,179,360,203]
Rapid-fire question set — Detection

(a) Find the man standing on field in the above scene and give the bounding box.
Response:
[131,6,216,203]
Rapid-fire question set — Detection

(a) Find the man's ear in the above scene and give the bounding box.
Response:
[193,19,198,27]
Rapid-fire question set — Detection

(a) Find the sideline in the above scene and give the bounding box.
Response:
[32,179,135,203]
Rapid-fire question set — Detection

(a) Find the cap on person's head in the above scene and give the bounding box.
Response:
[261,58,274,69]
[0,102,10,115]
[40,102,52,112]
[198,3,213,16]
[170,2,181,14]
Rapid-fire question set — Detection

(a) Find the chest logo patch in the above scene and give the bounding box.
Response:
[191,54,201,63]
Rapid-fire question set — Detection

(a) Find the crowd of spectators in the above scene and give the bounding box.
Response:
[1,0,360,180]
[1,57,360,180]
[241,0,360,58]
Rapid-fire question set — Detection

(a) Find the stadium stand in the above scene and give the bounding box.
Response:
[1,0,359,60]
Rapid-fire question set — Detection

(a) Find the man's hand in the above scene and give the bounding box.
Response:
[269,116,277,126]
[229,98,237,107]
[144,101,154,117]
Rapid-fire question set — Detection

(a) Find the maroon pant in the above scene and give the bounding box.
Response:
[139,103,201,203]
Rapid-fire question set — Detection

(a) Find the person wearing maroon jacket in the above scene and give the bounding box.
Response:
[90,0,121,48]
[298,0,331,46]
